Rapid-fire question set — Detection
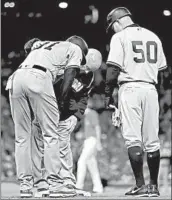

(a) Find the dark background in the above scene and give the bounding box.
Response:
[1,0,172,63]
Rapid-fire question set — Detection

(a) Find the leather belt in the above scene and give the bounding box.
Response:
[32,65,47,72]
[119,80,155,86]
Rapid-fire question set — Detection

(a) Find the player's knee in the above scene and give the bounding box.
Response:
[147,150,160,159]
[144,141,160,153]
[128,146,143,162]
[125,140,142,150]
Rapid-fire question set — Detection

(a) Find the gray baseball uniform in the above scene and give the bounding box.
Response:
[7,41,83,190]
[107,25,167,152]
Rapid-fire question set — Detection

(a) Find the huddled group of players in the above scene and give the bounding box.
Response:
[6,7,167,198]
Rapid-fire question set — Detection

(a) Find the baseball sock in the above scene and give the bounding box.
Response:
[147,150,160,186]
[128,146,145,187]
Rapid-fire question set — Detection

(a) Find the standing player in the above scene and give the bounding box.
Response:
[105,7,167,197]
[76,106,103,194]
[6,36,88,198]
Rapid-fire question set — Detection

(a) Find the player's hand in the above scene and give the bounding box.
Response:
[69,99,78,111]
[110,105,121,127]
[104,96,110,108]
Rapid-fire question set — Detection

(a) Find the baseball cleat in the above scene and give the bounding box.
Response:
[34,188,49,198]
[125,185,149,197]
[20,189,33,198]
[75,188,92,197]
[49,184,77,198]
[148,184,160,197]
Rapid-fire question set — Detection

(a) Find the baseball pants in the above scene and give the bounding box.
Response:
[9,68,60,189]
[76,136,103,193]
[118,82,160,152]
[32,115,77,187]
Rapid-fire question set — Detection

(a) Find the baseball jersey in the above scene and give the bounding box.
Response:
[84,108,100,138]
[107,24,167,84]
[21,41,83,84]
[54,69,94,121]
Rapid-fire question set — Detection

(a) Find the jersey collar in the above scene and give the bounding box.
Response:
[124,23,140,29]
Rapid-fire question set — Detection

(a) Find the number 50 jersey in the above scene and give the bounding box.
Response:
[107,24,167,84]
[21,41,83,84]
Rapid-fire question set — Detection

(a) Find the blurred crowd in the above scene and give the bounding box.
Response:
[1,49,171,190]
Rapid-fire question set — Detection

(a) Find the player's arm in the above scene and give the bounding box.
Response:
[105,65,120,106]
[73,95,88,121]
[105,35,124,107]
[58,46,82,112]
[157,41,167,72]
[156,41,168,91]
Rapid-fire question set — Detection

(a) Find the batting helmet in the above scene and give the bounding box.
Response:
[66,35,88,65]
[106,7,132,32]
[86,48,102,72]
[24,38,40,54]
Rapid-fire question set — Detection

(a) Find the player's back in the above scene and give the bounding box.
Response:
[21,41,78,82]
[117,26,166,84]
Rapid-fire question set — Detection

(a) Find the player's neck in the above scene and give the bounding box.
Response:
[120,17,134,29]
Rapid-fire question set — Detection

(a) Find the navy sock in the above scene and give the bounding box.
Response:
[128,146,145,187]
[147,150,160,186]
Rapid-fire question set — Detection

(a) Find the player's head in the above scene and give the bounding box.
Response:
[66,35,88,65]
[24,38,40,55]
[85,48,102,72]
[106,7,132,33]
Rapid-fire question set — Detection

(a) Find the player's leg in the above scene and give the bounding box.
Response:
[31,120,45,183]
[118,84,148,196]
[9,71,33,197]
[76,137,96,189]
[142,86,160,197]
[27,69,61,192]
[87,140,103,193]
[31,120,49,197]
[58,116,77,187]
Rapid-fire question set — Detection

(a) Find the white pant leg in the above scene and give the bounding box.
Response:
[58,116,77,186]
[118,84,143,149]
[87,155,103,192]
[76,137,97,189]
[142,87,160,152]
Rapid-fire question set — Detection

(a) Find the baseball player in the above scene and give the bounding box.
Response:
[27,45,102,197]
[105,7,167,197]
[6,36,88,198]
[75,106,103,193]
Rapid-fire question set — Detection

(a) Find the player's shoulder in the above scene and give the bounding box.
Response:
[141,27,161,43]
[110,32,122,41]
[110,32,123,46]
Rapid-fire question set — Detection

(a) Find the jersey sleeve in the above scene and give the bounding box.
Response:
[106,34,124,70]
[66,45,82,69]
[158,42,167,71]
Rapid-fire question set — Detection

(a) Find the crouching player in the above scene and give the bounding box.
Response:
[26,41,103,197]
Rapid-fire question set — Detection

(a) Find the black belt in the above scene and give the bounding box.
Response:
[119,80,155,86]
[32,65,47,72]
